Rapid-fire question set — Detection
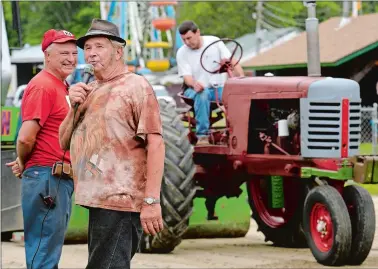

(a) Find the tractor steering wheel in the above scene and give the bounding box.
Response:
[200,38,243,75]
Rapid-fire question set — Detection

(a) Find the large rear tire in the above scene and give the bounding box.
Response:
[139,99,196,253]
[247,176,307,248]
[343,185,375,265]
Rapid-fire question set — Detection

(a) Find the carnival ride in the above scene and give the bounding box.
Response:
[99,1,181,74]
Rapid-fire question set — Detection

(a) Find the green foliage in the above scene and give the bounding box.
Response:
[359,184,378,196]
[177,1,376,38]
[3,2,20,48]
[3,1,100,47]
[176,1,341,38]
[362,1,378,13]
[3,1,377,48]
[177,1,257,39]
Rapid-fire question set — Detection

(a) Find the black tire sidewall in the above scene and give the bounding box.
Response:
[139,99,195,253]
[303,185,351,265]
[343,185,376,265]
[246,178,307,248]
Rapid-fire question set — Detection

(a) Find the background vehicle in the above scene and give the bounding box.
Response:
[143,1,376,266]
[152,85,176,107]
[1,2,24,240]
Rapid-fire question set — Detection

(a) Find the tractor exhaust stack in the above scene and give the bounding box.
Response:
[305,1,321,77]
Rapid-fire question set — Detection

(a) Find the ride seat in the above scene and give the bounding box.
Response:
[177,90,224,128]
[178,82,223,108]
[177,91,222,110]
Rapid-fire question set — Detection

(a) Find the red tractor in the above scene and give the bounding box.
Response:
[140,1,376,267]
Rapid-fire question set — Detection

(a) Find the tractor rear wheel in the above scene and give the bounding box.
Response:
[343,185,375,265]
[303,185,352,266]
[138,99,196,253]
[247,176,307,248]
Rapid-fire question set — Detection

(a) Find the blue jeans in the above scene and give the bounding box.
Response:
[21,166,74,269]
[184,87,223,136]
[86,208,143,269]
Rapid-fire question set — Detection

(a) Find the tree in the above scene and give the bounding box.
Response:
[177,1,257,39]
[3,1,377,48]
[3,1,100,47]
[176,1,378,39]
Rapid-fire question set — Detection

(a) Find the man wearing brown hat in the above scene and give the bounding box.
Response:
[6,29,77,269]
[59,19,165,269]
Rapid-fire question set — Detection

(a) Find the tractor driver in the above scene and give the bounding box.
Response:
[176,20,244,146]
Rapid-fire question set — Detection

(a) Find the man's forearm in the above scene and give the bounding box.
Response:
[16,140,35,165]
[145,135,165,198]
[183,75,195,88]
[234,64,244,77]
[59,109,78,150]
[232,60,244,76]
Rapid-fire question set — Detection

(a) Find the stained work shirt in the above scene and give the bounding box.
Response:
[70,70,163,212]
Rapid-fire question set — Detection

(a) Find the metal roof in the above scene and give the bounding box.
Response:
[242,13,378,70]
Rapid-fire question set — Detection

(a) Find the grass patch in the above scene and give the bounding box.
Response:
[358,183,378,196]
[357,143,378,195]
[359,143,373,155]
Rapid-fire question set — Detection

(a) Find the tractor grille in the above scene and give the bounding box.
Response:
[349,102,361,151]
[300,100,361,158]
[307,102,341,151]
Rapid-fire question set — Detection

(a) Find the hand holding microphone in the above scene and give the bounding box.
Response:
[68,64,94,110]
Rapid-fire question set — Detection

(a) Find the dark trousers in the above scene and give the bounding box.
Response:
[86,207,143,269]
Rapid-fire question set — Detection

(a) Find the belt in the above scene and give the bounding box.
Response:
[52,161,73,179]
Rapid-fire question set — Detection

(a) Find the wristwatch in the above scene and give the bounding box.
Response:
[143,197,160,205]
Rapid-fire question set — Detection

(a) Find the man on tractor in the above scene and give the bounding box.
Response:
[176,20,244,145]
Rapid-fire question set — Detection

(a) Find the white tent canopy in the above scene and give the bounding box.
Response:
[11,44,44,64]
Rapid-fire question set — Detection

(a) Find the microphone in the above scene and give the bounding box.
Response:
[74,64,94,111]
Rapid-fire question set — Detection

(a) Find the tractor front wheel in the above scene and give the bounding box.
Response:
[138,99,196,253]
[343,184,376,265]
[303,185,352,266]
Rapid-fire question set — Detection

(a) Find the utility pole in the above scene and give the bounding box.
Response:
[304,0,321,77]
[352,1,360,17]
[338,1,351,28]
[342,0,351,18]
[255,0,264,55]
[11,1,22,47]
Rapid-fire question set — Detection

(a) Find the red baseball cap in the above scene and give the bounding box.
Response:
[41,29,77,52]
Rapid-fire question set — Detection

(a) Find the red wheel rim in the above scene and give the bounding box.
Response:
[249,176,300,228]
[310,203,334,252]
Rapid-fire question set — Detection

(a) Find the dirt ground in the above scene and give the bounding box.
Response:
[2,197,378,269]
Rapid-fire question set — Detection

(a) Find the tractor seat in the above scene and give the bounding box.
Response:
[177,92,222,111]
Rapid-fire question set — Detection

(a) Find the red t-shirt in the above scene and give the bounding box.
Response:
[21,70,71,169]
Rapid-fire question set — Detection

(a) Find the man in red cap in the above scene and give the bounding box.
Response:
[6,29,77,269]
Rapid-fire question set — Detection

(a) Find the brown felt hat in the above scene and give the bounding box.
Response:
[76,18,126,49]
